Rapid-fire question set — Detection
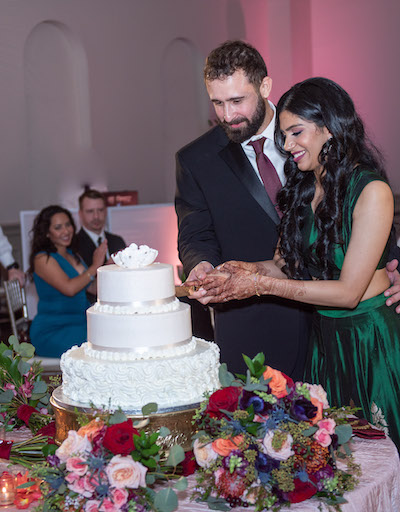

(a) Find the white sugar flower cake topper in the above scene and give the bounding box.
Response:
[111,243,158,268]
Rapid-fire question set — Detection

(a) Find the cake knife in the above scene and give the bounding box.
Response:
[175,284,199,297]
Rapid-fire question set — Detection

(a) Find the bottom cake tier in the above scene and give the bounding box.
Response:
[60,338,220,411]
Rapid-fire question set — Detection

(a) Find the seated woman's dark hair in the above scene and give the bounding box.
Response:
[274,77,386,280]
[28,205,78,274]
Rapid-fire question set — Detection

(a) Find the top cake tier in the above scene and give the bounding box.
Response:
[97,263,175,304]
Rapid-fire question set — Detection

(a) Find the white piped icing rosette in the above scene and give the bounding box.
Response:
[111,243,158,268]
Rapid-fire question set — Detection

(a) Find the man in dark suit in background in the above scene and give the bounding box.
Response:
[175,40,400,379]
[175,40,311,380]
[77,189,126,302]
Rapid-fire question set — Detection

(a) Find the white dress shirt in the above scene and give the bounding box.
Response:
[241,101,286,185]
[0,226,15,268]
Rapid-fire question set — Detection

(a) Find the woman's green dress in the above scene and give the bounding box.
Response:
[303,169,400,449]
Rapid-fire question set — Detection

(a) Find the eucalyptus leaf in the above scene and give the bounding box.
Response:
[335,424,352,444]
[153,487,178,512]
[218,363,235,388]
[8,335,19,350]
[32,380,48,395]
[173,477,188,491]
[19,343,35,359]
[146,474,156,485]
[109,409,128,424]
[302,426,318,437]
[165,445,185,467]
[206,496,230,511]
[158,426,171,438]
[142,402,158,415]
[0,389,15,404]
[18,360,32,376]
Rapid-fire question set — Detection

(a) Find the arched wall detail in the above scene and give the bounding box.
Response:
[24,20,106,210]
[161,37,209,202]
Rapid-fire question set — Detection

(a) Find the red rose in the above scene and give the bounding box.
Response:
[206,387,241,419]
[103,419,139,455]
[37,421,56,444]
[181,450,197,476]
[285,477,317,503]
[17,405,37,426]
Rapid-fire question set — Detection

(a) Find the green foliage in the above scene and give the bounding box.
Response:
[142,402,158,415]
[154,487,178,512]
[165,445,185,467]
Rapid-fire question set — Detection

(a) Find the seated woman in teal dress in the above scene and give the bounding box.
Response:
[191,77,400,449]
[29,205,107,358]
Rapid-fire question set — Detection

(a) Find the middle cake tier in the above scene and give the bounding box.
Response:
[87,300,192,355]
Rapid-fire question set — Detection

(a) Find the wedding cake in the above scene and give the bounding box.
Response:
[60,244,220,411]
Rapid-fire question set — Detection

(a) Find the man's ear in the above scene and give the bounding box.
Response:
[259,76,272,99]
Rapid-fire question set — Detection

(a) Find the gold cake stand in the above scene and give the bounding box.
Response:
[50,386,197,451]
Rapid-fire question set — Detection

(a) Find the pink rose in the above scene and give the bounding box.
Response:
[314,428,332,447]
[193,438,218,468]
[85,500,101,512]
[83,473,98,494]
[66,475,93,498]
[65,472,79,485]
[56,431,92,462]
[99,499,118,512]
[66,456,88,476]
[262,430,294,461]
[318,418,336,435]
[110,488,128,508]
[106,455,147,489]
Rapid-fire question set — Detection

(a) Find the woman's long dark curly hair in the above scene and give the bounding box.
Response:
[28,205,78,274]
[274,77,386,280]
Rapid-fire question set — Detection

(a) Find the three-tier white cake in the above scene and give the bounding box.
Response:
[60,245,220,411]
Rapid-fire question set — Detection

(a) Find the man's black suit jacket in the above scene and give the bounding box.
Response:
[175,125,311,380]
[77,228,126,303]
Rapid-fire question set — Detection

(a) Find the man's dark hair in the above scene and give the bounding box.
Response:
[204,40,268,87]
[78,189,106,209]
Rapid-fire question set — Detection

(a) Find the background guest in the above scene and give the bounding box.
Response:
[29,205,106,358]
[77,188,126,303]
[0,226,25,286]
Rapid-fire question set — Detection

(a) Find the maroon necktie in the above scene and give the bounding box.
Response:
[248,137,282,217]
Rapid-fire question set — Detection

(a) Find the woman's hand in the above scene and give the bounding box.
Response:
[92,240,108,269]
[199,261,259,302]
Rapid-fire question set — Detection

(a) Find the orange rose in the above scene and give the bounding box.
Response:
[263,366,288,398]
[77,419,105,441]
[212,435,243,456]
[310,397,323,424]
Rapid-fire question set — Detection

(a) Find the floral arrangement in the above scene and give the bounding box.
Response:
[0,335,55,433]
[192,353,360,511]
[29,409,187,512]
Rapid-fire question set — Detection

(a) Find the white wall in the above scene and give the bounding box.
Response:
[0,0,398,225]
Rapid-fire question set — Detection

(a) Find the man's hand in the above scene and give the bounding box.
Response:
[384,259,400,313]
[8,268,25,287]
[184,261,214,305]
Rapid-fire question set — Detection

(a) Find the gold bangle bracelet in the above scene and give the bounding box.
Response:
[254,272,261,297]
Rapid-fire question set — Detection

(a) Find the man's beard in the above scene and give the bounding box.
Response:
[219,95,266,143]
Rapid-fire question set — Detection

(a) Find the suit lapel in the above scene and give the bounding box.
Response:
[219,140,280,225]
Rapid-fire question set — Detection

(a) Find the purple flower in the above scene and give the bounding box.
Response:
[314,464,335,491]
[255,451,280,474]
[290,398,318,421]
[47,454,60,467]
[239,390,272,415]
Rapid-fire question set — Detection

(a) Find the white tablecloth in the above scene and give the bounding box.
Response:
[1,432,399,511]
